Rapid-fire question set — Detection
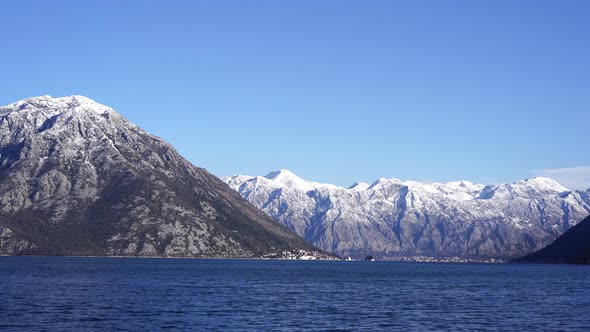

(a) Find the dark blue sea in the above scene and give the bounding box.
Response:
[1,257,589,331]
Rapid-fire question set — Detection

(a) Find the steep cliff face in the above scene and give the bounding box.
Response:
[0,96,326,258]
[224,170,590,260]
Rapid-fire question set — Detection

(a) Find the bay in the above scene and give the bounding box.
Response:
[1,257,588,331]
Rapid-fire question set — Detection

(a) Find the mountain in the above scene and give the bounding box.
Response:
[0,96,330,259]
[513,215,590,264]
[223,170,590,261]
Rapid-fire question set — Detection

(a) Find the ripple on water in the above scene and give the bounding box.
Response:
[1,258,589,331]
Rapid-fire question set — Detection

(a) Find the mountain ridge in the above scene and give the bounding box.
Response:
[223,169,590,260]
[229,169,574,194]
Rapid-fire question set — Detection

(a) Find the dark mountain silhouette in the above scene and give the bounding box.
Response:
[513,215,590,264]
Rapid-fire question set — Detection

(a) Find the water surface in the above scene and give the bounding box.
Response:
[1,257,588,331]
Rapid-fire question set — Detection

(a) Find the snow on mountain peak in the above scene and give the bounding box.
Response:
[521,177,569,191]
[0,95,113,118]
[256,169,348,192]
[265,169,300,181]
[263,169,315,191]
[348,182,370,191]
[226,171,572,203]
[368,177,404,189]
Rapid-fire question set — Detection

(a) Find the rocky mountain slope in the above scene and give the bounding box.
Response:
[223,170,590,260]
[513,214,590,264]
[0,96,330,259]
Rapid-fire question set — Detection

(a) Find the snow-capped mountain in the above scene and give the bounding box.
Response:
[223,170,590,260]
[0,96,331,258]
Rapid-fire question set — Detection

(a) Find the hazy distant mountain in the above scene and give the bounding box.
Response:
[513,215,590,264]
[223,170,590,260]
[0,96,329,259]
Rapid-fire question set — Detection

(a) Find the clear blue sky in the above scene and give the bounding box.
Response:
[1,1,589,188]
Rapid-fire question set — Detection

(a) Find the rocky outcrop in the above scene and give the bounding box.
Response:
[0,96,329,258]
[0,226,37,254]
[224,170,590,260]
